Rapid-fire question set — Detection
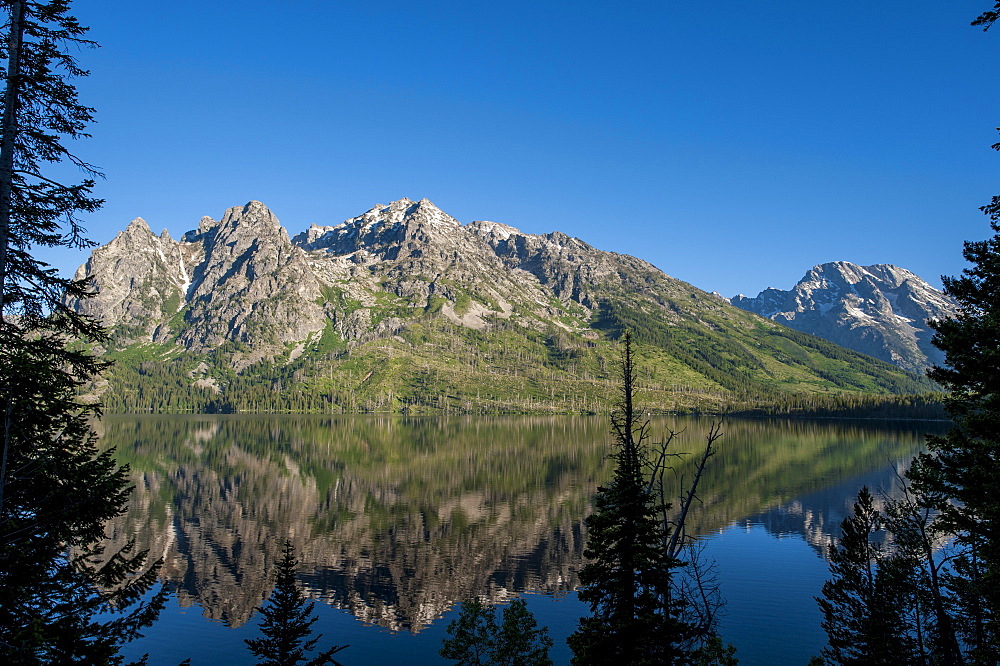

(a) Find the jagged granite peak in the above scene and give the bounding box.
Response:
[731,261,958,373]
[70,202,327,365]
[294,198,558,335]
[469,222,669,309]
[294,197,683,334]
[122,216,152,236]
[178,201,326,358]
[219,200,284,230]
[292,197,463,258]
[73,197,764,355]
[71,216,196,338]
[74,197,725,367]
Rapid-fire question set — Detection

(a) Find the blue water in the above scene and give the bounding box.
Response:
[104,415,939,665]
[123,523,830,665]
[709,525,830,665]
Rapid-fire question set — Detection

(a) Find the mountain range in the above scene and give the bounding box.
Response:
[67,198,942,414]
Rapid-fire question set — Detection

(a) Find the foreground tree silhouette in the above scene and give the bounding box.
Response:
[907,10,1000,651]
[816,487,923,665]
[814,481,973,664]
[568,332,726,665]
[440,597,553,666]
[907,165,1000,660]
[973,2,999,30]
[0,1,164,662]
[245,540,348,666]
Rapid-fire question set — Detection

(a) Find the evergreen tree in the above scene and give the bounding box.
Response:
[905,12,1000,661]
[692,635,738,666]
[493,598,553,666]
[440,597,495,666]
[245,540,348,666]
[907,131,1000,660]
[440,597,553,666]
[0,0,103,340]
[0,344,164,663]
[972,2,999,30]
[0,2,164,662]
[567,332,696,665]
[816,487,921,665]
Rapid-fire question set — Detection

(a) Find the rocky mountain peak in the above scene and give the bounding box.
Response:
[465,220,519,241]
[292,197,466,260]
[68,200,946,406]
[123,216,152,233]
[361,197,460,230]
[70,215,192,338]
[731,261,957,372]
[177,201,322,358]
[218,201,284,233]
[113,217,156,246]
[96,216,179,270]
[799,261,914,292]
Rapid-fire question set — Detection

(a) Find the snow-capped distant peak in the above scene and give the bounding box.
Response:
[730,260,958,373]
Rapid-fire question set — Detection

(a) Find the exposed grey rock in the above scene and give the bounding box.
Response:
[731,261,958,372]
[179,201,326,359]
[296,198,593,335]
[66,197,805,371]
[70,202,326,366]
[70,217,199,344]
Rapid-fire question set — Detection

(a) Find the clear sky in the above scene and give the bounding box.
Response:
[39,0,1000,297]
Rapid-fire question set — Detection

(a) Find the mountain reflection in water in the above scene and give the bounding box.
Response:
[96,415,944,637]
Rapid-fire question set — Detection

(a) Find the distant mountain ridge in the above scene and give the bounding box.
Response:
[67,199,936,414]
[730,261,957,373]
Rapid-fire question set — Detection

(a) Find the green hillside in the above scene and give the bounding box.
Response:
[99,306,937,416]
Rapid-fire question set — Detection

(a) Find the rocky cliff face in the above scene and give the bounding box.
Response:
[73,202,327,365]
[730,262,957,373]
[293,198,545,335]
[180,202,326,357]
[71,217,200,341]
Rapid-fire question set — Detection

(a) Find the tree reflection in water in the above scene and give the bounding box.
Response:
[94,415,942,635]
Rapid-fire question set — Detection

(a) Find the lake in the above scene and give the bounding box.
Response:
[96,414,947,665]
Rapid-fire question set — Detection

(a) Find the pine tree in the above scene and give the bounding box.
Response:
[245,540,348,666]
[0,345,165,663]
[567,332,695,665]
[0,0,103,339]
[440,597,495,666]
[493,598,553,666]
[972,2,999,30]
[0,2,164,662]
[440,597,553,666]
[816,487,921,665]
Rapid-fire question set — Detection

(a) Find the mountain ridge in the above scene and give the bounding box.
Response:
[67,198,937,414]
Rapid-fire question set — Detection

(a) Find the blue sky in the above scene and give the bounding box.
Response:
[41,0,1000,297]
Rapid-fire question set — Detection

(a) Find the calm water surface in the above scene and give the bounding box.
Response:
[97,414,946,665]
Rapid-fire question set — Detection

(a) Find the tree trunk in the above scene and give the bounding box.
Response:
[0,0,25,318]
[0,0,25,522]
